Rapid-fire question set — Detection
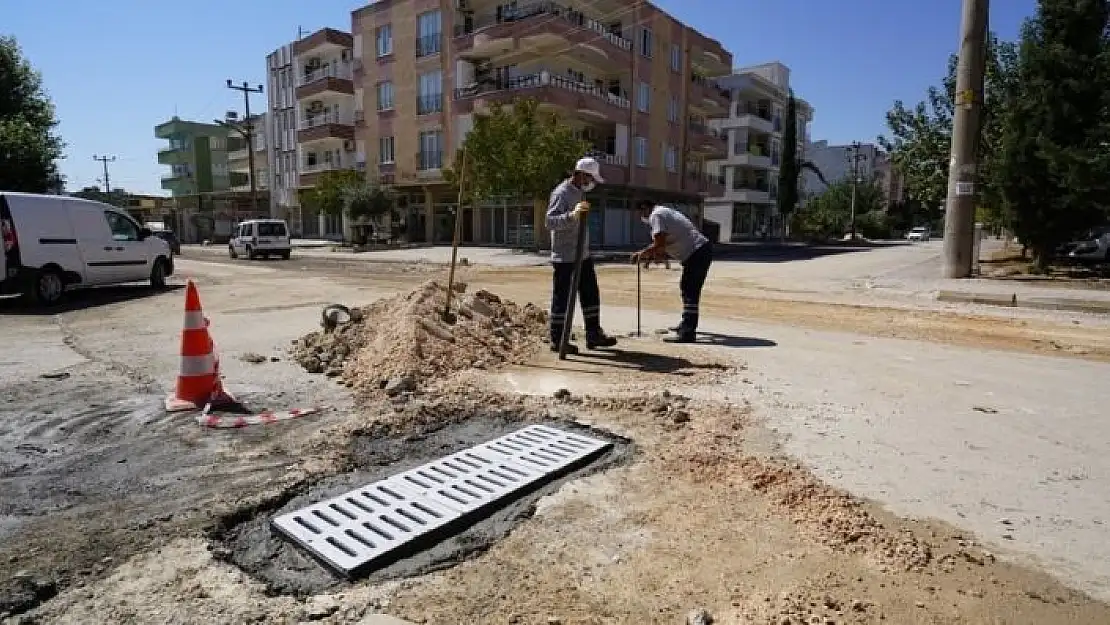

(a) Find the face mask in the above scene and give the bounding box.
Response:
[582,181,596,192]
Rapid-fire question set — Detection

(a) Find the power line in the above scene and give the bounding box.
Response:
[92,154,117,194]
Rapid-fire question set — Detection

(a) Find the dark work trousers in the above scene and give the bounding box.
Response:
[678,242,713,336]
[549,258,602,343]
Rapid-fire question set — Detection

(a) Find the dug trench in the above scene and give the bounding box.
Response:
[207,406,634,596]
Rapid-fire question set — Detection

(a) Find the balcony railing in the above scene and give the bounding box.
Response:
[301,160,350,174]
[301,111,354,128]
[416,33,442,57]
[298,64,353,86]
[455,70,631,110]
[417,94,444,115]
[690,74,730,101]
[456,1,632,52]
[416,151,445,173]
[687,119,724,139]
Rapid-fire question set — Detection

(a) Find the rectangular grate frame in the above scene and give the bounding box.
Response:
[271,424,612,578]
[270,480,463,577]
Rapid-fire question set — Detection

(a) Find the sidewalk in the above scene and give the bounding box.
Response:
[936,280,1110,314]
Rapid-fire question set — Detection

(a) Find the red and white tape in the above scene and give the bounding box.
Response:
[197,406,321,428]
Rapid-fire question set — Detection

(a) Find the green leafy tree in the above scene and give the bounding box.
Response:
[878,34,1018,215]
[0,36,64,192]
[997,0,1110,269]
[776,92,800,218]
[446,99,589,205]
[343,182,393,222]
[299,169,365,216]
[794,177,886,239]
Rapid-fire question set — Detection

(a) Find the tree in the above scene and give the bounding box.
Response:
[299,169,365,217]
[0,36,64,193]
[446,99,589,205]
[878,34,1018,216]
[776,92,800,218]
[793,177,886,239]
[342,182,393,222]
[777,91,828,218]
[997,0,1110,269]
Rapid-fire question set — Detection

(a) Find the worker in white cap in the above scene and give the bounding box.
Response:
[544,156,618,354]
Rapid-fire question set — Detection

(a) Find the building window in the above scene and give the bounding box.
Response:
[639,28,653,58]
[670,44,681,71]
[417,70,443,115]
[418,130,443,170]
[634,136,648,167]
[637,82,650,112]
[416,10,442,57]
[376,25,393,57]
[379,136,395,164]
[376,81,394,111]
[667,95,678,123]
[665,145,677,172]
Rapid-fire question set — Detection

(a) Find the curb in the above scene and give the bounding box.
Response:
[936,290,1110,314]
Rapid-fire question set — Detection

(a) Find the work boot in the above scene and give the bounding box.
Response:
[586,331,618,350]
[663,333,697,344]
[550,342,580,355]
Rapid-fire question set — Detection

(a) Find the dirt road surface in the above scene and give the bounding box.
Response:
[2,244,1109,624]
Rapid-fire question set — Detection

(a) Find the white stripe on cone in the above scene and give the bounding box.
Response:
[182,311,207,330]
[179,353,216,377]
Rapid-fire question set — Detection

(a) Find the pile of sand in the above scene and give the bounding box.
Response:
[291,280,548,397]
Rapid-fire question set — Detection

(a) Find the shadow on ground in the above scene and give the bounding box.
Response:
[695,332,778,348]
[0,284,183,316]
[570,348,733,376]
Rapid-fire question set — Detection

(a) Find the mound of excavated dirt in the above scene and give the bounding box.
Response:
[291,281,548,399]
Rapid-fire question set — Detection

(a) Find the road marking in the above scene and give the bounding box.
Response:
[271,424,611,577]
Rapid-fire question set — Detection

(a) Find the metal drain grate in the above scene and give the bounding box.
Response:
[271,424,611,577]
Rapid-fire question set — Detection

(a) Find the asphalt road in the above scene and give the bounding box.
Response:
[2,244,1109,613]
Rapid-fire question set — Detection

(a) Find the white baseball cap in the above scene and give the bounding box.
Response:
[574,157,605,184]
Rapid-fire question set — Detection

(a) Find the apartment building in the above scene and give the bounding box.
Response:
[155,117,234,197]
[305,0,733,248]
[266,43,308,231]
[226,113,269,194]
[704,62,814,241]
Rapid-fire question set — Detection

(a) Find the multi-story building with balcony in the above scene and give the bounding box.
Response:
[291,28,361,240]
[704,62,813,241]
[155,117,234,197]
[343,0,731,248]
[227,113,269,193]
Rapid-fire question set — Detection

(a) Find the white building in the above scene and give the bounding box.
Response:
[705,62,814,241]
[801,140,881,199]
[265,42,306,232]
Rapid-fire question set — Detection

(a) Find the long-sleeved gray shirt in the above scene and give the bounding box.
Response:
[546,179,588,263]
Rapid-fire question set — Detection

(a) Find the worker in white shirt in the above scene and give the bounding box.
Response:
[631,201,713,343]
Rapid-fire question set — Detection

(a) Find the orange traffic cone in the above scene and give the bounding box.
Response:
[166,280,236,412]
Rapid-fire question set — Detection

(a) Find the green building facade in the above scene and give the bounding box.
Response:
[155,117,242,196]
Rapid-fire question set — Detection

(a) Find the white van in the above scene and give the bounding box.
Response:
[1,191,174,305]
[228,219,292,260]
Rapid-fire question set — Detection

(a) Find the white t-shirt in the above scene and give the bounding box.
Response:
[647,206,708,263]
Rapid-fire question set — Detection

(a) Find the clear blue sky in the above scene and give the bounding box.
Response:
[6,0,1036,195]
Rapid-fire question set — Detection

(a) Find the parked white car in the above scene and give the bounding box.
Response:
[0,191,174,305]
[906,226,932,242]
[228,219,292,260]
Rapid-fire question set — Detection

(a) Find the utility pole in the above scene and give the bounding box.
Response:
[221,80,264,214]
[845,142,867,239]
[942,0,990,278]
[93,155,116,195]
